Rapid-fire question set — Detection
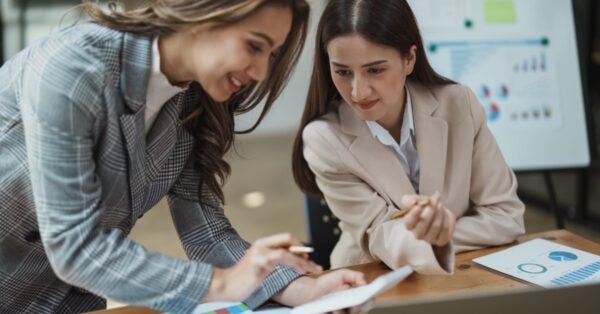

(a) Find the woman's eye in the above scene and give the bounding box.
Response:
[367,67,384,74]
[335,70,352,77]
[248,42,263,54]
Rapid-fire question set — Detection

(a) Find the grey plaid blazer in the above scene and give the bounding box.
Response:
[0,23,298,313]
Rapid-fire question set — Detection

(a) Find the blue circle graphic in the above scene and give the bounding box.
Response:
[518,263,547,274]
[548,251,578,262]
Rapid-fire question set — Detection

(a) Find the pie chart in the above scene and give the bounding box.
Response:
[548,251,578,262]
[518,263,547,274]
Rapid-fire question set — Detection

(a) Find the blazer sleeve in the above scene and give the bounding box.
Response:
[303,123,453,274]
[453,88,526,252]
[167,164,300,309]
[21,44,213,312]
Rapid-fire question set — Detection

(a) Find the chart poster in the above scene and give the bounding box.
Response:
[408,0,589,170]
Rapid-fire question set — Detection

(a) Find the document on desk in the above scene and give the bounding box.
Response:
[186,301,290,314]
[184,265,413,314]
[291,265,414,314]
[473,238,600,288]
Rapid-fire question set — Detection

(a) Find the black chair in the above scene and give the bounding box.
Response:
[303,194,341,269]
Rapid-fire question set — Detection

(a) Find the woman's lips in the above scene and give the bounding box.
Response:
[357,99,378,110]
[227,74,243,93]
[228,80,241,93]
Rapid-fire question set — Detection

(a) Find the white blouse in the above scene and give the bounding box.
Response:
[365,87,420,192]
[144,37,187,135]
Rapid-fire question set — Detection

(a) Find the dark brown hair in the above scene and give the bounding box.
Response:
[83,0,309,203]
[292,0,453,195]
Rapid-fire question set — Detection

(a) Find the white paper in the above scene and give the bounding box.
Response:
[473,239,600,287]
[290,265,414,314]
[180,266,413,314]
[183,302,290,314]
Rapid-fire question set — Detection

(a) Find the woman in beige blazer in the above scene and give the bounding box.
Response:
[292,0,525,274]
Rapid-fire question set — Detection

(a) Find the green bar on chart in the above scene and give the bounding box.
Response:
[484,0,517,24]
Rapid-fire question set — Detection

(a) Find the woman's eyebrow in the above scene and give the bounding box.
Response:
[250,31,274,47]
[331,60,388,67]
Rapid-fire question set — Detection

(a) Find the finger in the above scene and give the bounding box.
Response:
[265,249,322,274]
[439,209,457,246]
[401,194,420,208]
[421,192,444,243]
[430,191,442,205]
[328,283,354,297]
[449,211,456,234]
[254,233,293,248]
[425,192,440,212]
[427,207,446,245]
[432,199,448,244]
[403,204,425,230]
[434,211,451,246]
[254,233,306,251]
[246,249,276,277]
[412,206,435,239]
[297,252,309,260]
[337,269,367,286]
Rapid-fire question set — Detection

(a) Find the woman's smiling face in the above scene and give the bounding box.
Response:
[183,4,293,102]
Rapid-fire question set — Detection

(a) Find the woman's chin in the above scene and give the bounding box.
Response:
[206,88,231,103]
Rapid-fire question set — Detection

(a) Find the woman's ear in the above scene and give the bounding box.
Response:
[405,45,417,75]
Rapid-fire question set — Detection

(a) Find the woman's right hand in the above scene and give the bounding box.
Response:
[401,192,456,247]
[202,233,323,302]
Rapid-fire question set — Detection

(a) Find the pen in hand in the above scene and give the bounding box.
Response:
[390,198,430,220]
[288,246,314,254]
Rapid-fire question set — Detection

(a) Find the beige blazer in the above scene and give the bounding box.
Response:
[303,81,525,274]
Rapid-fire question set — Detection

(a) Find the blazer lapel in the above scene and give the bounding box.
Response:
[120,111,148,220]
[408,81,448,197]
[144,92,185,181]
[340,104,415,209]
[119,32,153,221]
[141,88,198,210]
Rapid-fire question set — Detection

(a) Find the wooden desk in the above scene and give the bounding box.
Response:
[91,229,600,313]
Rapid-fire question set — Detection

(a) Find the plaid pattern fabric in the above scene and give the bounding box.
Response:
[0,23,298,313]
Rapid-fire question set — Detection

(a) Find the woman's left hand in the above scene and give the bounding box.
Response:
[273,269,366,306]
[401,191,456,247]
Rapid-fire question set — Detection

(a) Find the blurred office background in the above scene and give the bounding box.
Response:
[2,0,600,308]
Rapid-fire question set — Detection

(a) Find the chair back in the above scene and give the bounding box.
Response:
[303,194,341,269]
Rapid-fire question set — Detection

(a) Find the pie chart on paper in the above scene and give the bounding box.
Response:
[548,251,578,262]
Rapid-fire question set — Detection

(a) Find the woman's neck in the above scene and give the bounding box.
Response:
[377,90,406,143]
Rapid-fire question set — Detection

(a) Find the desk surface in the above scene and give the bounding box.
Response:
[90,229,600,314]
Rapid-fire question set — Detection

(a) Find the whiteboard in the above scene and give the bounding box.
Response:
[408,0,589,170]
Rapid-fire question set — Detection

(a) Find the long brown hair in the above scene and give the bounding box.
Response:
[292,0,453,195]
[83,0,309,203]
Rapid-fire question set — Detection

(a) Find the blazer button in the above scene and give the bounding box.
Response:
[25,231,41,243]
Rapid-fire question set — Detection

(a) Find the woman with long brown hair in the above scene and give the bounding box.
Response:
[0,0,365,312]
[293,0,525,274]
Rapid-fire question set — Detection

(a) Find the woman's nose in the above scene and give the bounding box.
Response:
[351,76,371,101]
[246,56,269,82]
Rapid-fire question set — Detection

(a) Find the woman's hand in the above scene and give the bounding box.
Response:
[203,233,323,302]
[401,192,456,247]
[273,269,367,306]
